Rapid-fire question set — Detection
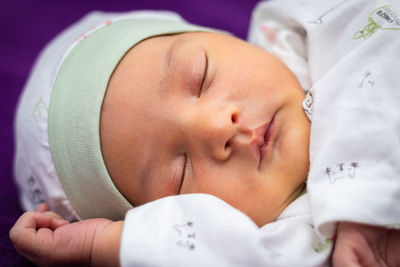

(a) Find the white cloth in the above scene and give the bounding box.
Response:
[13,10,187,221]
[121,194,329,267]
[120,0,400,266]
[248,0,400,237]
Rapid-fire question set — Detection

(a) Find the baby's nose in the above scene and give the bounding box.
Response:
[193,104,243,161]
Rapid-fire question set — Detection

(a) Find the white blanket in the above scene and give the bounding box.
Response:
[121,194,329,267]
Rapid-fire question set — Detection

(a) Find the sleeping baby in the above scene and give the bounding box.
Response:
[10,0,400,266]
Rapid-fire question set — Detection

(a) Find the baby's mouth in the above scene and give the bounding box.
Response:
[259,116,275,165]
[250,115,276,168]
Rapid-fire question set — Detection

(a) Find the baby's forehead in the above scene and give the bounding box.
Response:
[104,31,205,98]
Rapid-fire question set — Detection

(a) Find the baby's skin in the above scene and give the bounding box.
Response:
[100,32,311,227]
[9,203,400,266]
[10,203,122,266]
[10,32,400,266]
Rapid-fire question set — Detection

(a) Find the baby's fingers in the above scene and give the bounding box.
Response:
[35,202,66,222]
[35,202,50,212]
[10,212,66,264]
[27,211,68,230]
[10,212,67,249]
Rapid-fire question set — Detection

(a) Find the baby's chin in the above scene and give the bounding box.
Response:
[255,182,306,227]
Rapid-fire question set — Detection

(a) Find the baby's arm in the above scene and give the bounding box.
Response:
[333,222,400,267]
[9,203,122,267]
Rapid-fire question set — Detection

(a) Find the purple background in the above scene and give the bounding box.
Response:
[0,0,260,265]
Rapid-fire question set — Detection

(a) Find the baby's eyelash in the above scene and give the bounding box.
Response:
[179,154,189,194]
[198,52,208,97]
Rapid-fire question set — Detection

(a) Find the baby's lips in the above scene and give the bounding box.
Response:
[249,123,268,163]
[257,114,277,166]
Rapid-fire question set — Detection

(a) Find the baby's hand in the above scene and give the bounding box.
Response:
[333,222,400,267]
[9,203,123,266]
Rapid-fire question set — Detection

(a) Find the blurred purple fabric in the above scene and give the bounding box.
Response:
[0,0,260,265]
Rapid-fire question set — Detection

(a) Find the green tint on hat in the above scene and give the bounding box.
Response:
[48,17,213,220]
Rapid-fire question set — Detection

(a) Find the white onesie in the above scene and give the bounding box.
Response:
[120,0,400,266]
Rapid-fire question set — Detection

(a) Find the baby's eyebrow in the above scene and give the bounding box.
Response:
[166,39,176,68]
[158,39,178,99]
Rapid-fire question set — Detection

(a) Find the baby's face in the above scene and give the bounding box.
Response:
[100,32,310,226]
